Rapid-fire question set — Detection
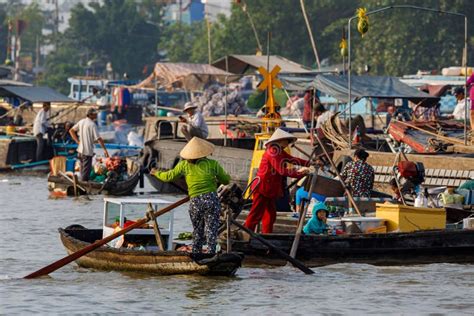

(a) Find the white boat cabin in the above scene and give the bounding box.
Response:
[102,197,174,250]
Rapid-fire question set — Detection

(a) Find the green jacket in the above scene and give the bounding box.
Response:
[154,158,230,198]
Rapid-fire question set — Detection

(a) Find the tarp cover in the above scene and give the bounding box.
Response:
[310,75,438,102]
[0,86,74,102]
[132,62,235,91]
[213,55,313,74]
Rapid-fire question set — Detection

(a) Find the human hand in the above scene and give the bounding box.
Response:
[298,167,311,175]
[179,116,187,123]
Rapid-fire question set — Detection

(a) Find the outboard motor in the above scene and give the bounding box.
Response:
[217,183,244,216]
[394,161,425,196]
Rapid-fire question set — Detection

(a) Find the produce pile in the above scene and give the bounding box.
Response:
[194,85,250,116]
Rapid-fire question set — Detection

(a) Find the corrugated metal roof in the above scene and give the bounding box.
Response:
[0,86,74,102]
[212,55,313,74]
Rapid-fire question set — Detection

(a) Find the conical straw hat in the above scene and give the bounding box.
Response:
[180,137,215,159]
[265,128,297,146]
[183,102,198,112]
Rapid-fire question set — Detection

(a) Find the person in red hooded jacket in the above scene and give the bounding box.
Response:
[244,129,311,233]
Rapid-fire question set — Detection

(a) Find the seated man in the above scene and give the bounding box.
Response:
[180,102,208,140]
[449,87,468,121]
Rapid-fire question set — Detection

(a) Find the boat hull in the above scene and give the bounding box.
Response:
[222,229,474,267]
[47,160,141,196]
[60,228,242,276]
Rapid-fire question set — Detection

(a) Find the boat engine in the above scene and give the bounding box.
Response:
[218,183,244,216]
[394,161,425,195]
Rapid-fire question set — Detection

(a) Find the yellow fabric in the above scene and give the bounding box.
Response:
[50,156,66,176]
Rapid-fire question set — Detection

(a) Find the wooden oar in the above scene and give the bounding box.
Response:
[58,171,87,193]
[230,219,314,275]
[24,196,190,279]
[288,171,318,259]
[314,134,362,216]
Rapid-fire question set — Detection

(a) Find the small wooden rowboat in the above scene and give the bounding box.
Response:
[47,159,141,196]
[59,227,243,276]
[222,229,474,267]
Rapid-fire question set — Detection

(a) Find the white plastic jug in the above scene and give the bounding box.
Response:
[414,193,427,207]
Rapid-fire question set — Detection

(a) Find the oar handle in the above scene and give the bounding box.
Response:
[24,196,190,279]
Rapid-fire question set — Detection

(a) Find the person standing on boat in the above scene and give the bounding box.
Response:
[33,102,52,161]
[340,148,374,197]
[180,102,208,140]
[69,108,109,181]
[244,129,311,234]
[151,137,230,254]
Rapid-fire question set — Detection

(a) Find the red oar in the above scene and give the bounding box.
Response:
[24,196,190,279]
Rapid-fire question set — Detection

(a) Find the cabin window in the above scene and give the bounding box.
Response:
[105,202,121,226]
[80,85,87,93]
[122,203,172,229]
[73,85,79,92]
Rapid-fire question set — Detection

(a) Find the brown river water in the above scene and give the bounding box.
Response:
[1,175,473,314]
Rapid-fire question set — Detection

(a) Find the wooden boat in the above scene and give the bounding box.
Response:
[222,229,474,267]
[59,227,242,276]
[58,197,243,276]
[47,159,141,196]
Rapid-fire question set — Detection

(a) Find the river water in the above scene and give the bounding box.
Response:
[1,175,473,314]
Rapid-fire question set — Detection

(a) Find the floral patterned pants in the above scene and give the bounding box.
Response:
[188,192,221,254]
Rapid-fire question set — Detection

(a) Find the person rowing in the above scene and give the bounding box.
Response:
[151,137,230,255]
[244,129,311,234]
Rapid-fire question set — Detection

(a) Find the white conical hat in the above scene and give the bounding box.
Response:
[265,128,297,146]
[183,102,198,112]
[180,137,215,159]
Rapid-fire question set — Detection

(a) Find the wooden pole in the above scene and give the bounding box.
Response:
[226,210,232,253]
[24,196,190,279]
[230,219,314,274]
[314,134,362,216]
[299,0,321,69]
[147,204,165,251]
[289,171,317,259]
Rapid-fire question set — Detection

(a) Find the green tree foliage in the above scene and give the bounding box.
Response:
[14,2,44,64]
[351,0,474,76]
[40,0,163,92]
[163,0,472,77]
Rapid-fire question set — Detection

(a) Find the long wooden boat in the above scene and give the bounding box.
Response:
[222,229,474,267]
[59,228,242,276]
[47,159,141,196]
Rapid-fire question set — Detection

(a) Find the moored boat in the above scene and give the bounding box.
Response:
[47,158,141,196]
[223,229,474,267]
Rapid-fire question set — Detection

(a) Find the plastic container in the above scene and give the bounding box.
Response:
[341,217,386,233]
[6,125,15,135]
[327,218,343,232]
[463,218,474,230]
[414,193,428,207]
[375,203,446,232]
[66,158,76,172]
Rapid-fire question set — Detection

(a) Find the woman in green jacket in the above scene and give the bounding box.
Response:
[151,137,230,254]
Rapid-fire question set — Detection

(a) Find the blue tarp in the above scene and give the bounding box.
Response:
[310,75,438,102]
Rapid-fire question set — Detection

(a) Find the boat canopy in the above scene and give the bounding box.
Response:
[213,54,314,74]
[0,85,74,103]
[309,75,439,103]
[131,62,235,91]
